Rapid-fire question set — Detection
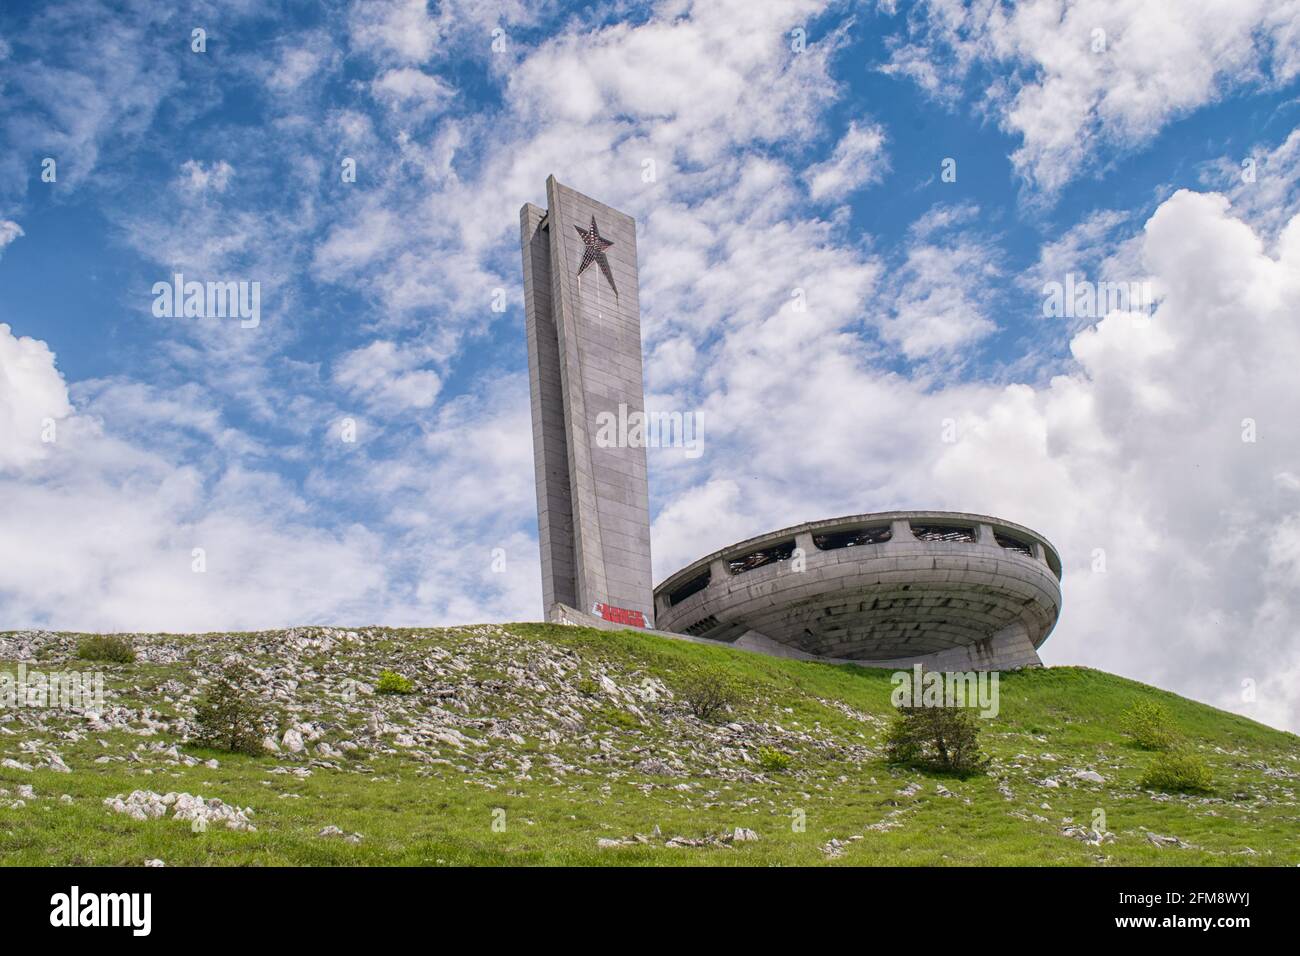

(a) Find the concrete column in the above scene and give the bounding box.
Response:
[889,518,912,544]
[977,523,996,546]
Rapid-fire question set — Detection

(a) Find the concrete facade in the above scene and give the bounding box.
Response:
[520,177,654,627]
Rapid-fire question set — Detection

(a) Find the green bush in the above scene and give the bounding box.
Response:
[677,664,741,720]
[756,746,792,772]
[376,670,415,694]
[191,664,270,756]
[1122,700,1179,751]
[1141,748,1214,793]
[576,677,601,697]
[76,634,135,664]
[884,705,990,776]
[599,705,642,730]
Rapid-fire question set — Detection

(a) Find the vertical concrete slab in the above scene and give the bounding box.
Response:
[520,202,578,611]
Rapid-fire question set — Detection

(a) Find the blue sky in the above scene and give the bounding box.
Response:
[2,0,1300,731]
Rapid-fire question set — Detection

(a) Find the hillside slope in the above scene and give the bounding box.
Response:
[1,623,1296,866]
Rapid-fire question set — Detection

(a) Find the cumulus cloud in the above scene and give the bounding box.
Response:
[0,324,72,471]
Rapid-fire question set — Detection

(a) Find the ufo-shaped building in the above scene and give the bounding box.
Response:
[521,177,1060,670]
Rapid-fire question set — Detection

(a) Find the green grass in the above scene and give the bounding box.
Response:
[1,623,1296,866]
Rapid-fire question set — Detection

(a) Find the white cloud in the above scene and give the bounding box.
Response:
[0,0,182,199]
[348,0,441,64]
[0,219,23,257]
[1202,127,1300,242]
[0,322,386,631]
[0,324,72,471]
[370,67,454,112]
[177,160,234,193]
[885,0,1300,192]
[878,236,1000,359]
[334,340,442,411]
[804,120,888,201]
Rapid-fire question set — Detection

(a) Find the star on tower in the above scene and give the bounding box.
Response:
[574,216,618,296]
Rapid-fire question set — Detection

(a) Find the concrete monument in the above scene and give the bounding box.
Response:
[521,178,1061,669]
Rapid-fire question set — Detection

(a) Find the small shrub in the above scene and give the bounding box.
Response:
[884,705,990,776]
[376,670,415,694]
[599,705,641,730]
[756,746,792,772]
[677,664,741,720]
[191,664,270,756]
[1122,700,1179,751]
[76,634,135,664]
[576,677,601,697]
[1141,748,1214,793]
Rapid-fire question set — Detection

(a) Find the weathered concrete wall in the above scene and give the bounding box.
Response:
[521,202,577,611]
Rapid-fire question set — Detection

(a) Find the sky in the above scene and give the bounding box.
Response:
[1,0,1299,732]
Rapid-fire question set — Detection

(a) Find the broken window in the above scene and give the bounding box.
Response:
[813,526,892,550]
[727,540,796,574]
[994,531,1034,556]
[667,569,711,606]
[910,525,976,543]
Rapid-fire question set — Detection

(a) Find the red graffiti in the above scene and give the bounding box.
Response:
[592,602,647,628]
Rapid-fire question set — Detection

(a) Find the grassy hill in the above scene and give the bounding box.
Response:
[1,623,1296,866]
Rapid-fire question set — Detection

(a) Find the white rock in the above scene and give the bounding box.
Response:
[282,729,304,753]
[1074,770,1106,784]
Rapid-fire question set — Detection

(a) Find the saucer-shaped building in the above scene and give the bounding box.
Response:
[653,511,1061,670]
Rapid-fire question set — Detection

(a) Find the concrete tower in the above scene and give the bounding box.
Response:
[520,176,654,628]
